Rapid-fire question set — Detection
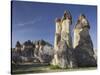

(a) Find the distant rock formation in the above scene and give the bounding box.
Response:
[15,41,21,52]
[34,40,53,63]
[73,14,97,67]
[12,40,53,64]
[22,40,35,57]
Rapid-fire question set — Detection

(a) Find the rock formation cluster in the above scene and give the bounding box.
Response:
[52,11,97,68]
[12,40,53,64]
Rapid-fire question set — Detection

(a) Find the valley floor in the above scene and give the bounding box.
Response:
[11,63,97,74]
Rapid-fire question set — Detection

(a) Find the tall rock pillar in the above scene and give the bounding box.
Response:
[52,11,77,68]
[73,14,97,67]
[52,18,62,65]
[61,11,72,48]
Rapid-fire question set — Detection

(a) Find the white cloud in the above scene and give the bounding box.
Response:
[16,17,42,27]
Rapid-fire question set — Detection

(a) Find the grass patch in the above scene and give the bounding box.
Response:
[11,64,97,74]
[50,65,63,69]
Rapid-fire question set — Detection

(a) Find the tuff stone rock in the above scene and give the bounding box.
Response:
[56,41,77,68]
[73,14,97,67]
[52,11,77,68]
[34,40,53,63]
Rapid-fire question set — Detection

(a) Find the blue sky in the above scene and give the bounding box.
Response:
[12,1,97,48]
